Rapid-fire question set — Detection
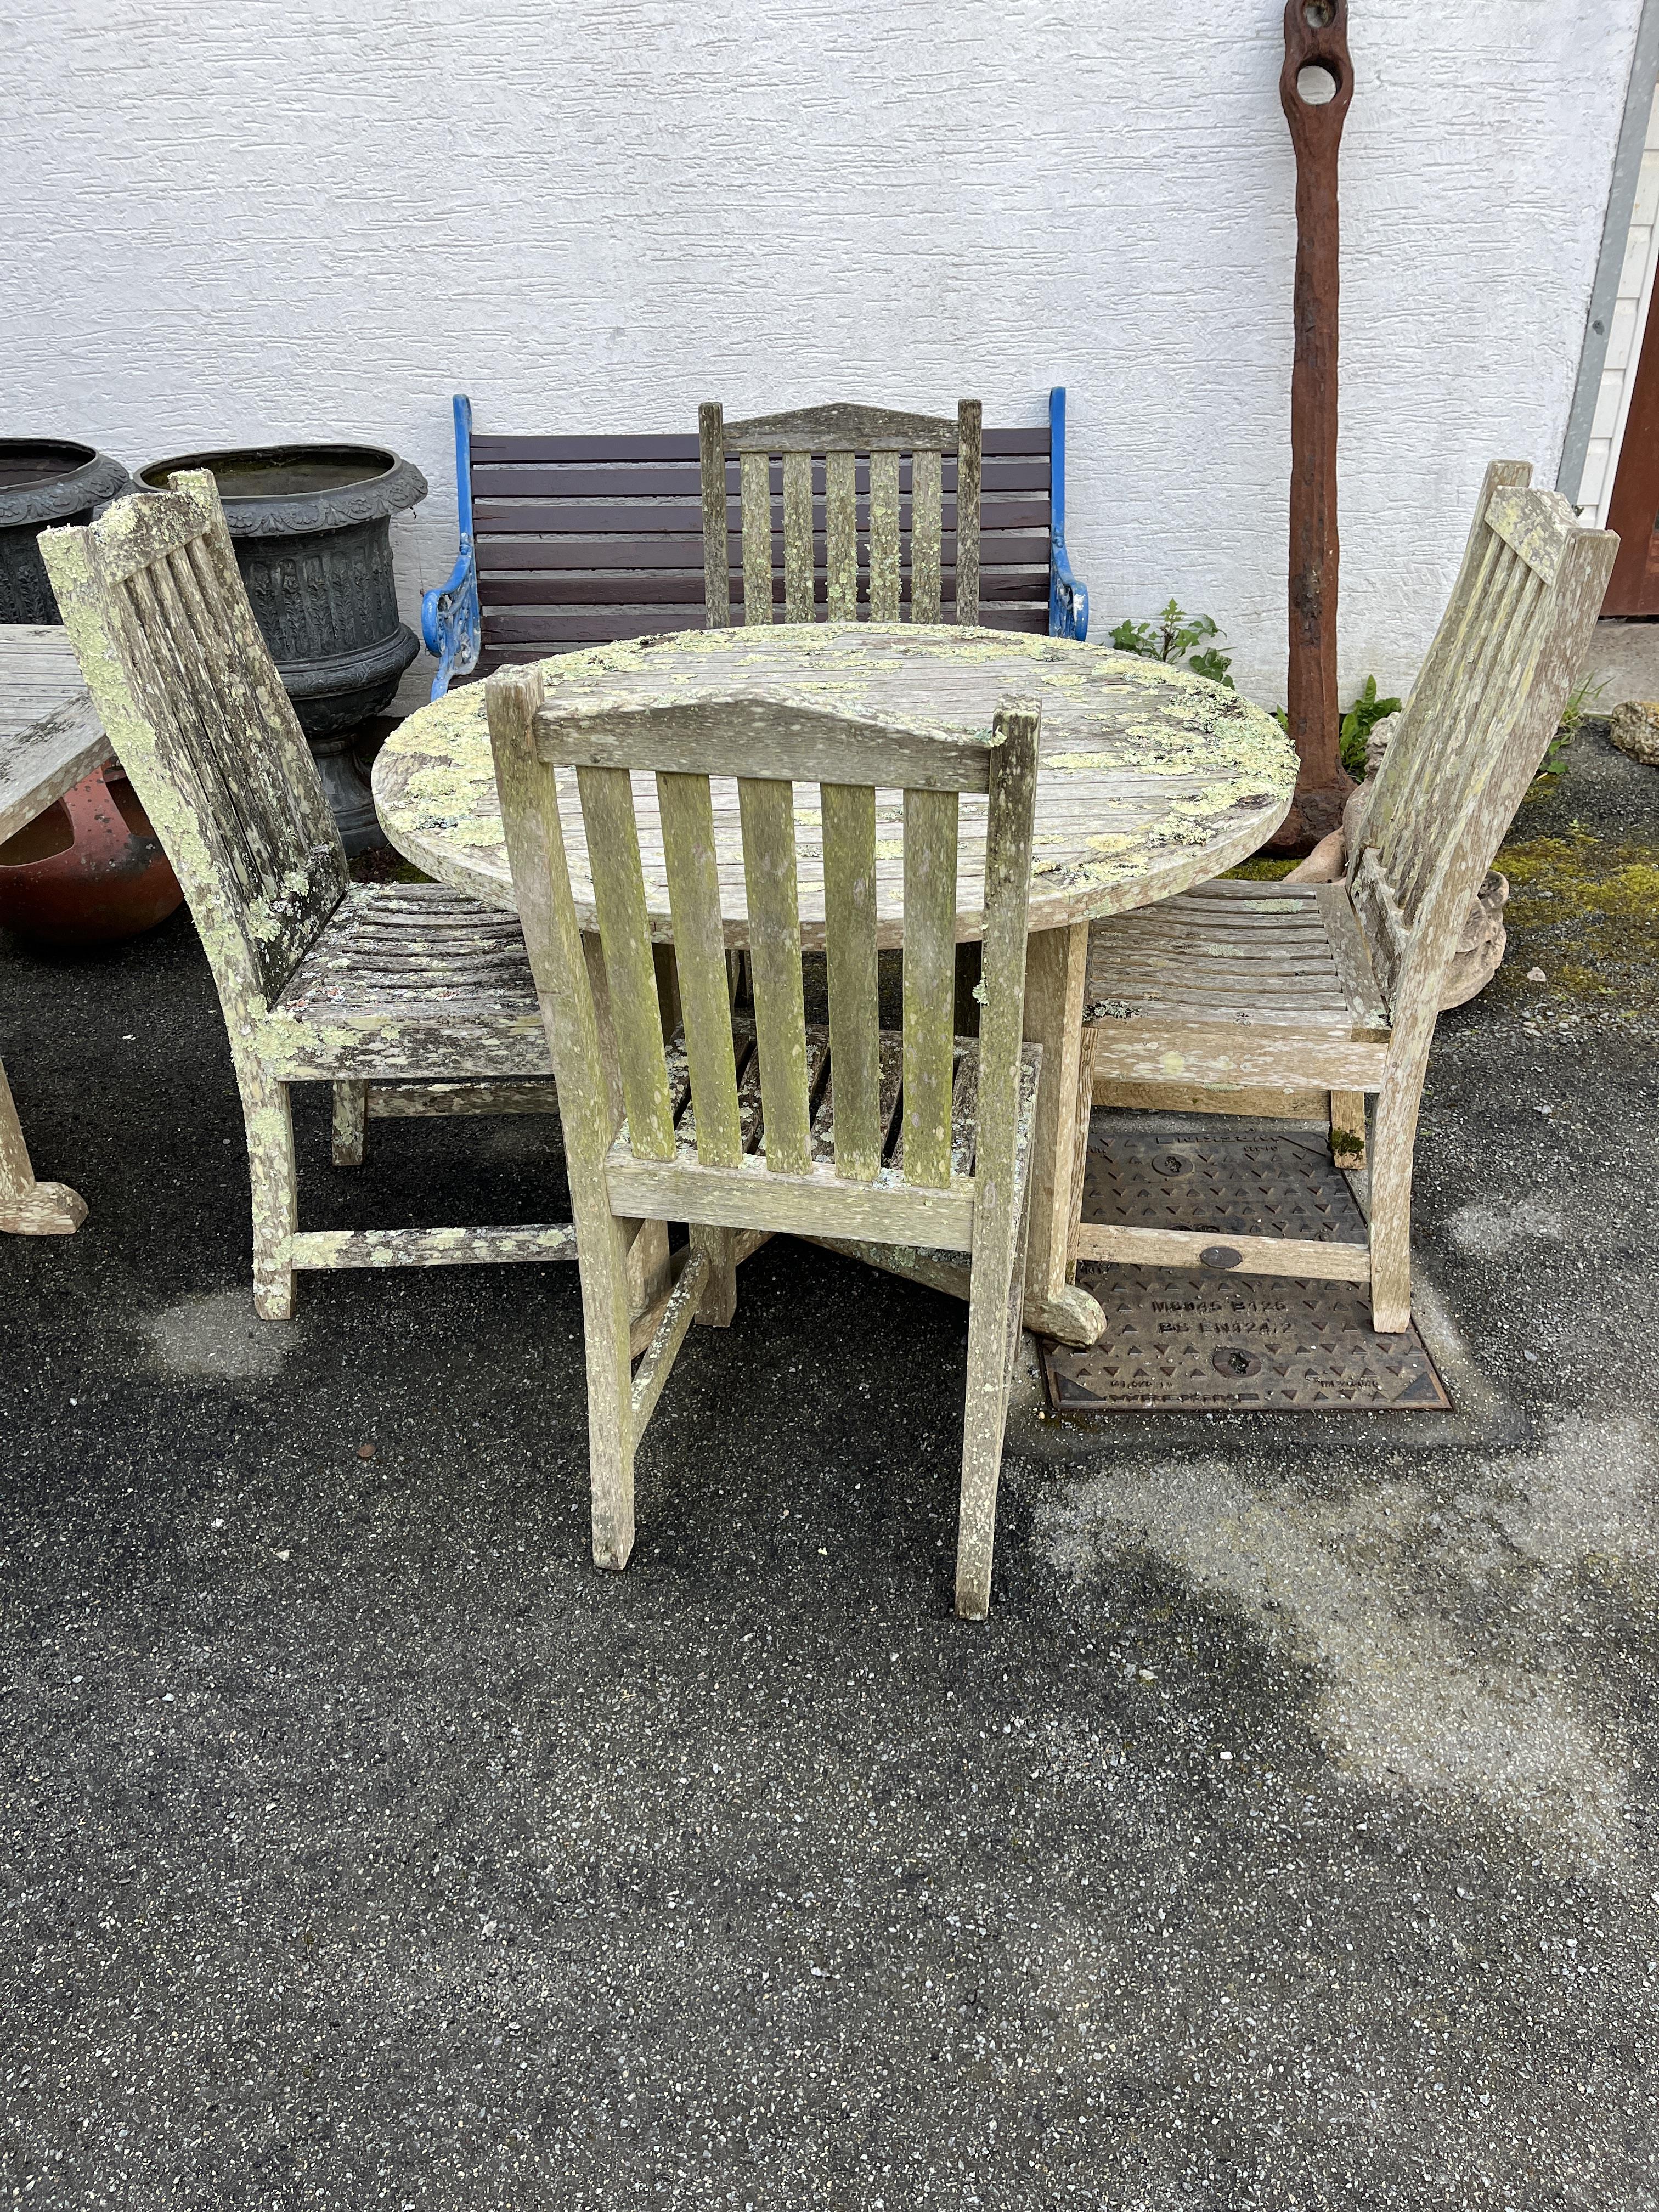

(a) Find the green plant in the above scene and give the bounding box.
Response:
[1268,679,1401,776]
[1109,600,1233,689]
[1538,674,1607,778]
[1339,675,1402,778]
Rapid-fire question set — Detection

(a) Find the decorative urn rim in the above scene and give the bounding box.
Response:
[0,441,133,529]
[136,443,427,537]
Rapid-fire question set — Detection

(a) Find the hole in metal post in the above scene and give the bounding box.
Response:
[1304,1,1335,25]
[1296,63,1340,104]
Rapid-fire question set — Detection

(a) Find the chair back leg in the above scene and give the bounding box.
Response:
[579,1209,645,1569]
[955,1121,1037,1621]
[1329,1088,1367,1170]
[692,1223,738,1327]
[331,1081,368,1167]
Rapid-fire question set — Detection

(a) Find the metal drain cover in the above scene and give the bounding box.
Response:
[1045,1123,1451,1414]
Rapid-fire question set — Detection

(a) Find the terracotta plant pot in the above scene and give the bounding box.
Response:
[0,763,183,947]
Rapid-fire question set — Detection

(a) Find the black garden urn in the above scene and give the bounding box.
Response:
[0,441,133,622]
[137,443,427,850]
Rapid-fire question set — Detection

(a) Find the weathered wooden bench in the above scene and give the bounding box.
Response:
[420,388,1088,697]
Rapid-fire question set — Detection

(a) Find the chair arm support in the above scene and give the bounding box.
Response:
[420,542,481,702]
[1049,532,1089,642]
[1046,386,1088,641]
[421,392,481,702]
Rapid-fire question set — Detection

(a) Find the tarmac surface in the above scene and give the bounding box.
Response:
[2,725,1657,2208]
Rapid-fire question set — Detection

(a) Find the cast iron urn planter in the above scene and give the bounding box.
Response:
[0,441,133,622]
[137,443,427,850]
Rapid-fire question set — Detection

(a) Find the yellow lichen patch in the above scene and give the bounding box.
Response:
[1498,828,1659,1010]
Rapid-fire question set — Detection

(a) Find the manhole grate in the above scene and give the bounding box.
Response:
[1044,1122,1451,1413]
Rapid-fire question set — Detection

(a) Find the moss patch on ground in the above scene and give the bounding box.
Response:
[1497,825,1659,1013]
[1222,856,1299,881]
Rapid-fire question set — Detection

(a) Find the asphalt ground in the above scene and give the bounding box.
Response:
[2,725,1657,2208]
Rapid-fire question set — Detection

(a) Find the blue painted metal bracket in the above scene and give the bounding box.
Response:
[420,393,482,700]
[1047,386,1089,641]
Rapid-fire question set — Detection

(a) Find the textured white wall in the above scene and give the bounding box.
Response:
[4,0,1640,704]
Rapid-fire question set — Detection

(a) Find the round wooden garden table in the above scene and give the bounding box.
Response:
[373,624,1296,1345]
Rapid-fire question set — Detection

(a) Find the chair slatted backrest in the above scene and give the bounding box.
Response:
[488,675,1040,1203]
[698,401,983,631]
[42,472,349,1009]
[1348,462,1617,1015]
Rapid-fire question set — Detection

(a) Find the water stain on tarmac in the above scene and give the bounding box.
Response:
[1038,1413,1657,1865]
[141,1287,302,1381]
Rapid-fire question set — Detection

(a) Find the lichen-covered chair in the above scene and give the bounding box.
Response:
[487,660,1042,1617]
[41,472,591,1318]
[1075,463,1617,1333]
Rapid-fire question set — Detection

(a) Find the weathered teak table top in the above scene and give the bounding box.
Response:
[374,624,1294,930]
[1,625,106,843]
[373,624,1297,1343]
[1,624,107,1235]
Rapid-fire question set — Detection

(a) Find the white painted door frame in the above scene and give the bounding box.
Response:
[1560,0,1659,512]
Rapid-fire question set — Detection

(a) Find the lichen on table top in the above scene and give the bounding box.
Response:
[373,625,1296,942]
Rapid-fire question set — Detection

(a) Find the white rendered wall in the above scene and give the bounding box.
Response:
[4,1,1640,707]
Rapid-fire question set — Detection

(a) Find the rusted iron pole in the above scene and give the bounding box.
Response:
[1275,0,1355,849]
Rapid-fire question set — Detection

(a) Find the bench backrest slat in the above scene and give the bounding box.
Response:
[465,422,1054,677]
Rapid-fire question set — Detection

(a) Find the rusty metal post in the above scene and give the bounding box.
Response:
[1276,0,1355,850]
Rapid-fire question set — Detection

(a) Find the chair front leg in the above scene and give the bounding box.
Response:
[1368,1053,1429,1334]
[236,1060,299,1320]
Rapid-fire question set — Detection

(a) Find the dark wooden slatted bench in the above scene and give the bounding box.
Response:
[419,389,1088,698]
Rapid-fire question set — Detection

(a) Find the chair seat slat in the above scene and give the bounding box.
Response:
[810,1030,905,1168]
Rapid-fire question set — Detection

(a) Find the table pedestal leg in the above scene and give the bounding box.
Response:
[0,1053,87,1236]
[1019,922,1104,1345]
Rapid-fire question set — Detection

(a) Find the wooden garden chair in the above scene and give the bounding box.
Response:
[1074,462,1617,1332]
[486,659,1042,1618]
[700,399,983,1013]
[41,471,590,1319]
[698,398,982,627]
